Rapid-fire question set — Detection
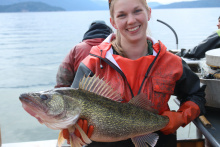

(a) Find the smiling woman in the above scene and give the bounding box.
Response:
[69,0,206,146]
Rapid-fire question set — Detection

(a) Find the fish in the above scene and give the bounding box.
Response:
[19,75,169,147]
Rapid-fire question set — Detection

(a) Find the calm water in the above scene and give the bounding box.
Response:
[0,8,219,144]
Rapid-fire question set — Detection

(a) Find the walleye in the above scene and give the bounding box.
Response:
[19,75,169,147]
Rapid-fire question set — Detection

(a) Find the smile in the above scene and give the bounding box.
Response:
[127,26,140,32]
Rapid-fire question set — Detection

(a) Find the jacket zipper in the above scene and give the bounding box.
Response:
[89,41,161,98]
[138,41,162,94]
[89,53,134,98]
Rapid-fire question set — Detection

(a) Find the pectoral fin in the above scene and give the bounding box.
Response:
[67,124,92,147]
[57,130,65,147]
[75,123,92,144]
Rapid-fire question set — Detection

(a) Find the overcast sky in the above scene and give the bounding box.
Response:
[147,0,197,4]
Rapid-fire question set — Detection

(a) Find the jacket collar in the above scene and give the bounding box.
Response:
[90,34,167,65]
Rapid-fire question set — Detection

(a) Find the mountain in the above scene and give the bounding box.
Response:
[0,2,64,12]
[0,0,219,12]
[148,2,161,8]
[0,0,108,11]
[155,0,220,9]
[0,1,163,11]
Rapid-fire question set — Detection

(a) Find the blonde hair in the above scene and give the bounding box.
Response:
[109,0,150,57]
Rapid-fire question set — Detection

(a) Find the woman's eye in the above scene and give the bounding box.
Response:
[117,14,125,18]
[135,9,142,13]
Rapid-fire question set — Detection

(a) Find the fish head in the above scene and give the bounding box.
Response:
[19,89,81,130]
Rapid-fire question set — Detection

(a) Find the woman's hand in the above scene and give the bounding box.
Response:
[160,111,184,135]
[160,101,200,135]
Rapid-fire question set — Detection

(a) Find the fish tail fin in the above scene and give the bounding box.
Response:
[131,133,159,147]
[57,130,65,147]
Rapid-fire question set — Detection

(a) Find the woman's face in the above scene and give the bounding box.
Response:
[110,0,151,43]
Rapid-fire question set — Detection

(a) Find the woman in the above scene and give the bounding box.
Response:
[68,0,206,146]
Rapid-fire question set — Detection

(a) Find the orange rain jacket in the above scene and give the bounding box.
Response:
[72,34,206,115]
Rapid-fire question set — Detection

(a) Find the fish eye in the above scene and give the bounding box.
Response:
[40,94,48,100]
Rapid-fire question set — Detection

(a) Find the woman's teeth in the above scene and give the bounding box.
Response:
[128,26,140,31]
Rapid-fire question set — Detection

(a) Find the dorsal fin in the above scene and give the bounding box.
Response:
[79,75,123,102]
[129,93,159,114]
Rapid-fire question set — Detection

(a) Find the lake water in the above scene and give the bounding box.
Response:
[0,8,219,144]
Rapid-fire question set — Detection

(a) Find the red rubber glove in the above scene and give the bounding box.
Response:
[160,101,200,135]
[63,119,94,144]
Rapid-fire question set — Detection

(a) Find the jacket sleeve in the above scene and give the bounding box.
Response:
[174,59,206,115]
[55,42,93,88]
[71,62,94,88]
[55,48,76,88]
[180,30,220,59]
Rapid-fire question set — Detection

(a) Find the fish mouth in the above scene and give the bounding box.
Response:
[19,93,42,108]
[19,93,47,124]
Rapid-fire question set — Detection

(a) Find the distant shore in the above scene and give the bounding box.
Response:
[0,0,220,13]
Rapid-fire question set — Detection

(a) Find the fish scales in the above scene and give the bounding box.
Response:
[56,88,168,142]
